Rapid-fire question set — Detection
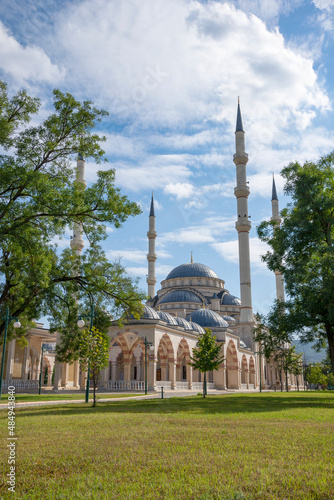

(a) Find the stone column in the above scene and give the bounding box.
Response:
[22,338,31,380]
[187,364,193,390]
[73,360,80,388]
[61,363,68,388]
[148,357,157,391]
[123,362,131,382]
[111,362,117,382]
[6,339,16,380]
[169,361,177,390]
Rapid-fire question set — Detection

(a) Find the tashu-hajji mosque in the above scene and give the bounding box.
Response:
[1,102,303,393]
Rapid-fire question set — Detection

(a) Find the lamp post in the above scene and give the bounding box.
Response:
[38,343,46,395]
[259,345,262,393]
[144,337,154,395]
[77,303,95,403]
[0,307,21,399]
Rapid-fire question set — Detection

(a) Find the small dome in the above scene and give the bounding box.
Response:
[222,294,241,306]
[142,305,160,320]
[157,311,178,326]
[159,290,202,304]
[223,315,236,322]
[186,309,228,328]
[166,263,218,280]
[189,322,205,334]
[174,317,193,330]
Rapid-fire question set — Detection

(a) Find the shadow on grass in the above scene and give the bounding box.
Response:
[4,392,334,420]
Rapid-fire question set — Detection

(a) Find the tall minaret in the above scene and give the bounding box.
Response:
[233,99,253,326]
[146,193,157,298]
[54,153,86,391]
[271,175,285,301]
[70,153,86,256]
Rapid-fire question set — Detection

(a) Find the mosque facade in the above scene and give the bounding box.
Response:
[1,103,303,393]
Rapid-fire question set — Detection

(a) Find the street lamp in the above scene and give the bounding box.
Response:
[77,303,95,403]
[0,307,21,399]
[144,337,154,395]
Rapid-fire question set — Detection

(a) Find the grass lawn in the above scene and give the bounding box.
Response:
[0,392,333,499]
[0,393,146,403]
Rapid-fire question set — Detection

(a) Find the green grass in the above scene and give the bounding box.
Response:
[0,392,145,403]
[1,392,334,499]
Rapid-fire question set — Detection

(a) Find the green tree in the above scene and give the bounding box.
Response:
[305,363,328,389]
[78,326,109,406]
[288,347,304,391]
[0,81,145,348]
[253,308,303,392]
[189,329,224,398]
[257,152,334,373]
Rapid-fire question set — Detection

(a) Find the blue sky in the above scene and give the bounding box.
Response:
[1,0,334,320]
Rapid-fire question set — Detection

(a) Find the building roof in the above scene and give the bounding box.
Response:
[236,100,244,132]
[186,309,228,328]
[141,305,160,320]
[149,193,155,216]
[157,310,178,325]
[272,176,278,201]
[221,294,241,306]
[174,317,193,330]
[166,262,218,280]
[223,315,236,322]
[159,290,203,304]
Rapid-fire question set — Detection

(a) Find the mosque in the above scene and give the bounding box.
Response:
[1,102,303,393]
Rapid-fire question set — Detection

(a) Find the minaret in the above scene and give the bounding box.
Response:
[146,193,157,298]
[70,153,86,256]
[233,99,253,326]
[271,175,285,301]
[54,153,86,391]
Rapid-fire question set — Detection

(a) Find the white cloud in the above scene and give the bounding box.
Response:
[164,182,196,200]
[0,21,64,83]
[126,264,174,277]
[313,0,334,31]
[51,0,328,131]
[160,216,236,245]
[107,249,147,263]
[231,0,304,25]
[211,237,271,272]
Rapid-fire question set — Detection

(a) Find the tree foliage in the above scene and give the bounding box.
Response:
[253,308,303,391]
[0,80,145,347]
[78,326,109,406]
[189,329,224,398]
[257,152,334,373]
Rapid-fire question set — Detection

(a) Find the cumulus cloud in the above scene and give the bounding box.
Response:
[0,21,64,84]
[160,216,236,245]
[50,0,328,131]
[212,237,271,272]
[313,0,334,31]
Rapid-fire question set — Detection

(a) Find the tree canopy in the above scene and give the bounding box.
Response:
[257,152,334,373]
[0,81,145,346]
[189,329,224,397]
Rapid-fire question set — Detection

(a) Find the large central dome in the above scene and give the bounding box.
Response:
[166,263,219,280]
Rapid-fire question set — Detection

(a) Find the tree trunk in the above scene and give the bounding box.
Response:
[203,372,206,398]
[93,372,96,407]
[285,370,289,392]
[325,323,334,375]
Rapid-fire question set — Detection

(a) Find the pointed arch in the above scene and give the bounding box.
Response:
[241,355,248,384]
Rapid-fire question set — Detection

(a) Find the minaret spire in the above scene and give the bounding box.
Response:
[70,153,86,256]
[233,99,253,341]
[271,176,285,301]
[147,192,157,299]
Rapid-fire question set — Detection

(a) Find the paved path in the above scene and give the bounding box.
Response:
[0,388,272,410]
